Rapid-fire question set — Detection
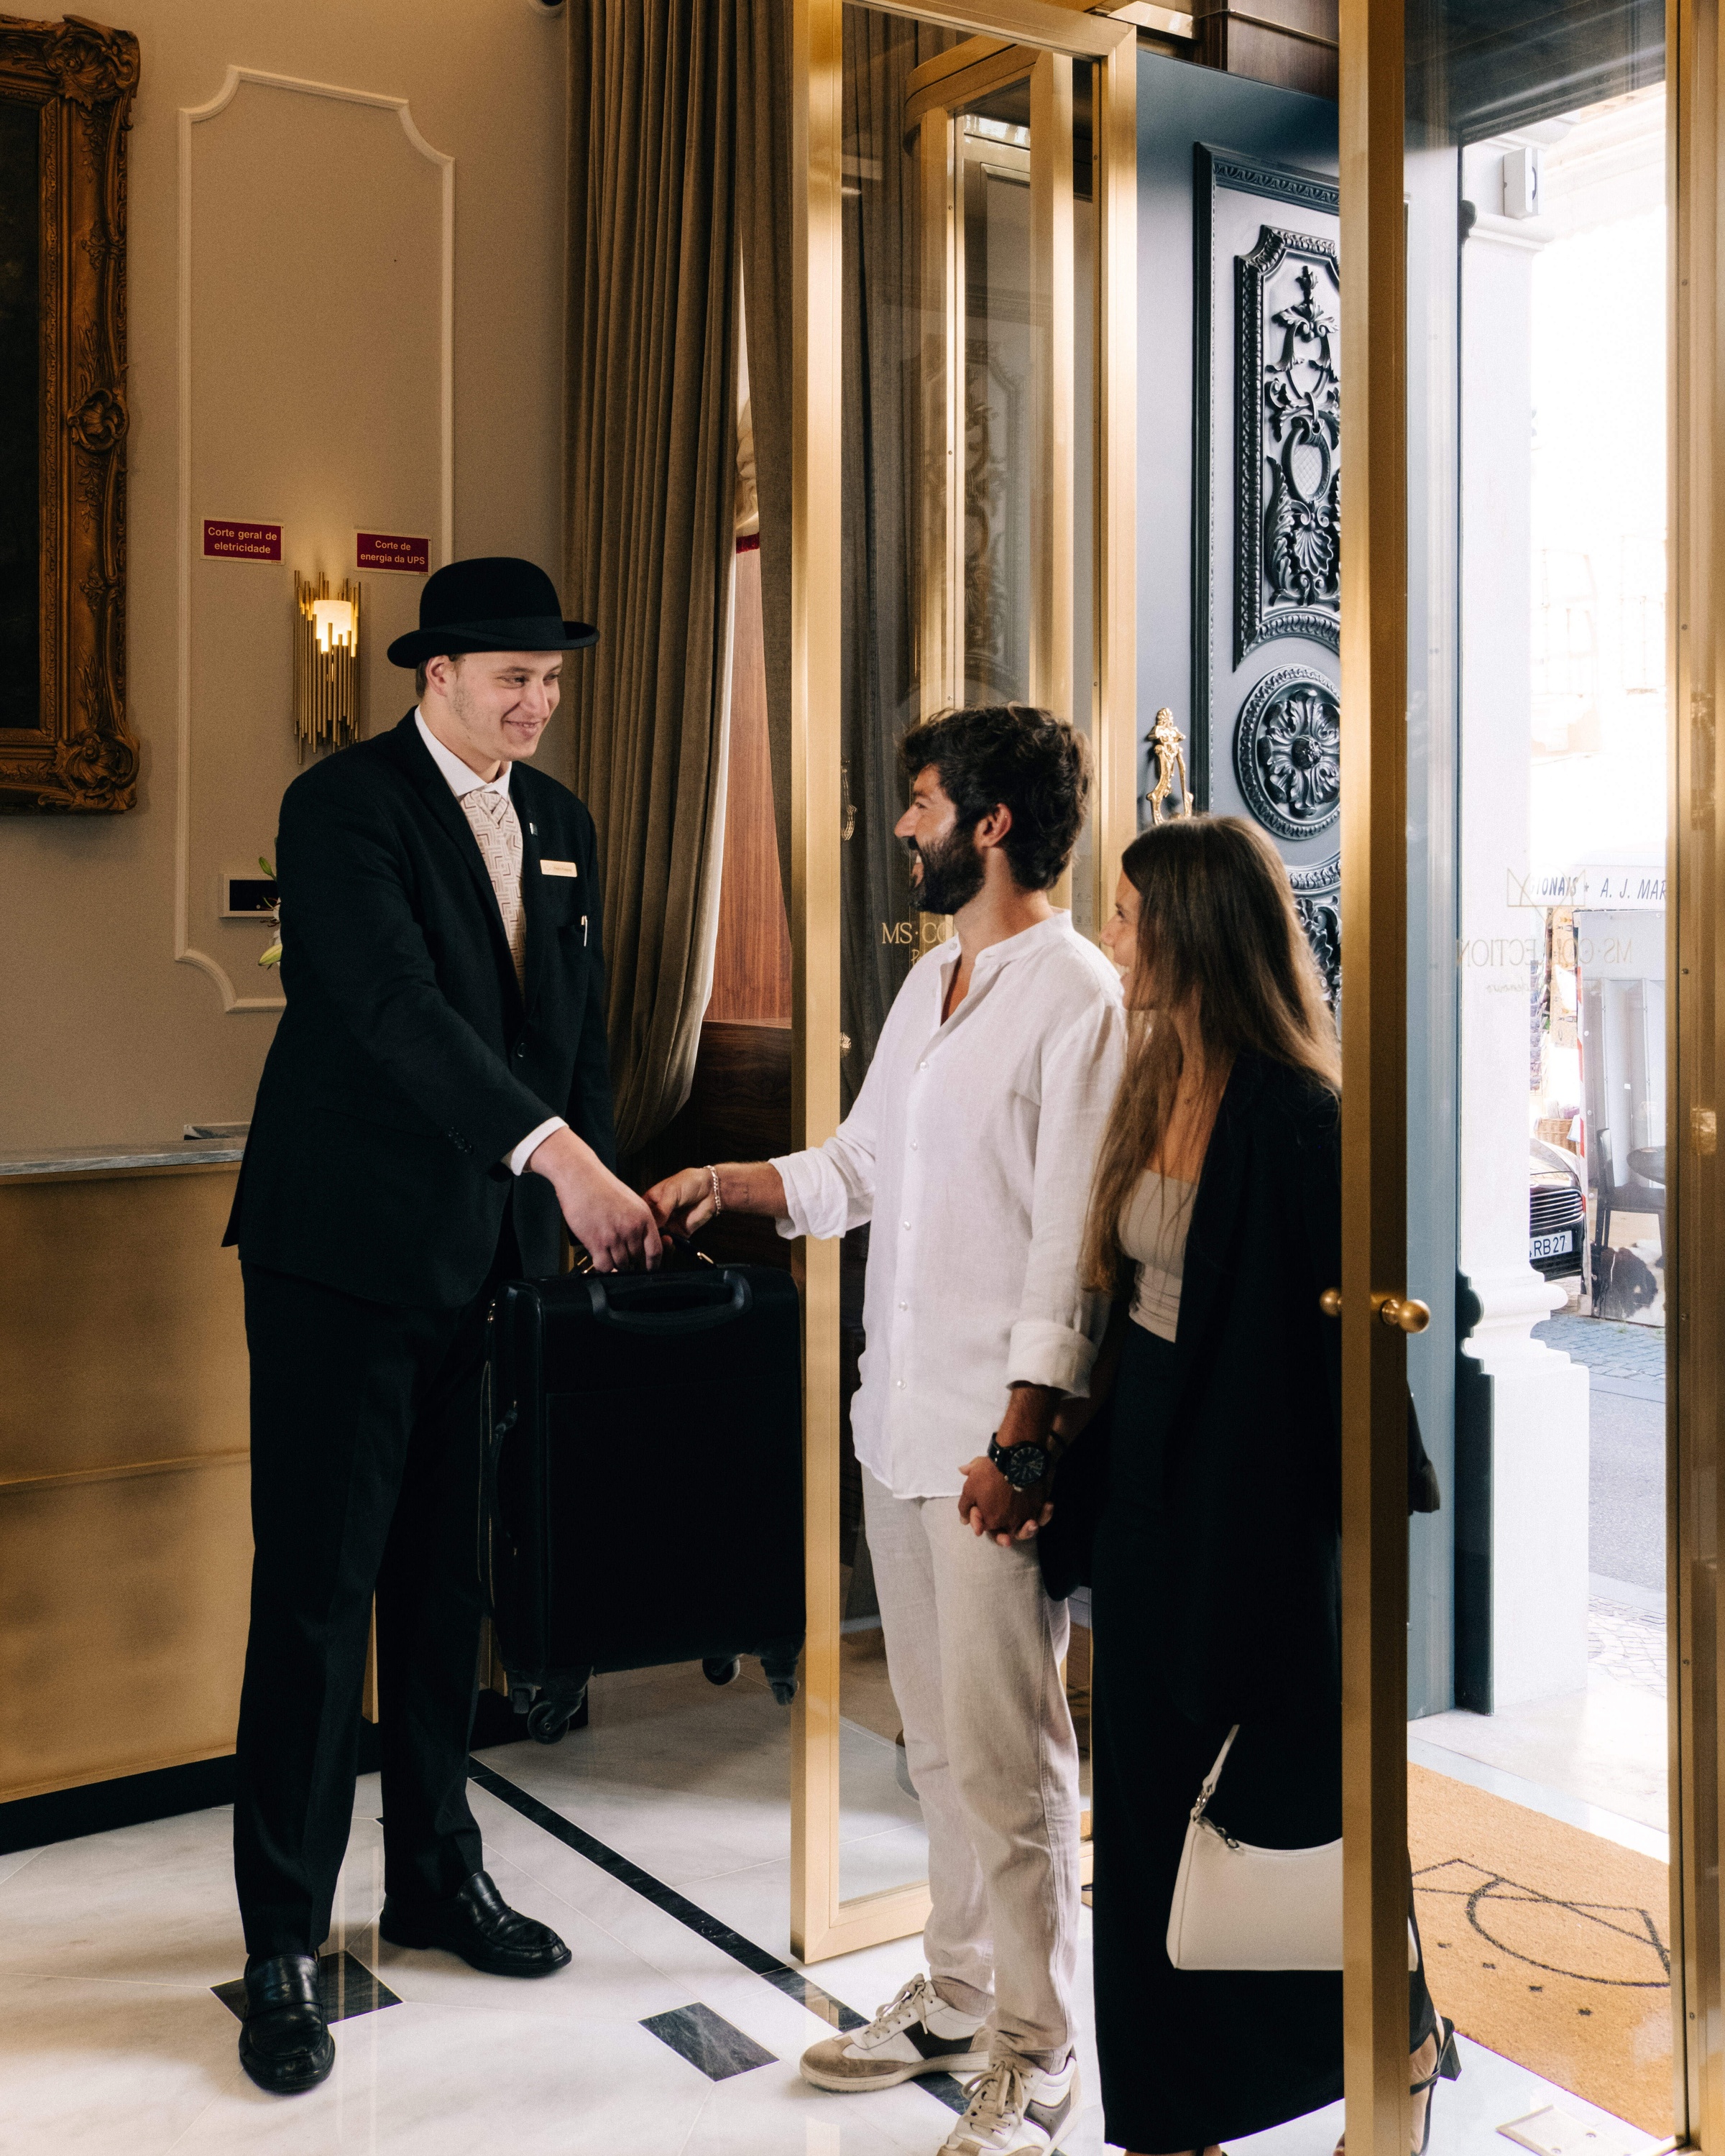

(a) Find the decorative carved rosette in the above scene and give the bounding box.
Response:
[1233,666,1341,843]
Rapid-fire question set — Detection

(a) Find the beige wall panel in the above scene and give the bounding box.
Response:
[183,77,447,1013]
[0,0,567,1154]
[0,1459,252,1803]
[0,1169,246,1484]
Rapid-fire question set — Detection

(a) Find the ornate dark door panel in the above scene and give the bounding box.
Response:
[1136,57,1339,997]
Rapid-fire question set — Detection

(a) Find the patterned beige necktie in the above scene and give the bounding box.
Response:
[460,786,527,990]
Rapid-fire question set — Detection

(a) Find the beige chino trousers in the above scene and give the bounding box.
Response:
[861,1465,1082,2068]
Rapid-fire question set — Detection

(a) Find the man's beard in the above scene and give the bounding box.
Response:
[908,824,986,916]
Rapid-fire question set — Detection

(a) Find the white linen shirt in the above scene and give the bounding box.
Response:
[771,911,1125,1500]
[413,709,566,1176]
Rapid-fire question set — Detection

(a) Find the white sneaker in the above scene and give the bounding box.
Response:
[800,1973,990,2092]
[938,2053,1080,2155]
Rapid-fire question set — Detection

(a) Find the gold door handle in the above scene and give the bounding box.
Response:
[1317,1287,1431,1335]
[1377,1294,1431,1334]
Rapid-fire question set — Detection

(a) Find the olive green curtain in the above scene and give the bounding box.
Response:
[735,0,796,907]
[566,0,741,1154]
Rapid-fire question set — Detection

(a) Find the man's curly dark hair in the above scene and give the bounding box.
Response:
[898,704,1091,893]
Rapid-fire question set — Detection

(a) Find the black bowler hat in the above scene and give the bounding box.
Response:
[385,555,598,668]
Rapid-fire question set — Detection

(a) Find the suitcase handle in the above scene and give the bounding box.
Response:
[584,1270,753,1331]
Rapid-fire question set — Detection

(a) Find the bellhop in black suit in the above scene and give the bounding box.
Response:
[224,561,638,2078]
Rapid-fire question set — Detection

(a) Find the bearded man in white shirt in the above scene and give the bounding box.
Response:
[648,704,1124,2156]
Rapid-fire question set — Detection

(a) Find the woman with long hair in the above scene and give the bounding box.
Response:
[1065,815,1451,2156]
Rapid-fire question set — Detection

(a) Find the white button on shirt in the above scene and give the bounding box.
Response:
[413,710,566,1177]
[771,912,1126,1501]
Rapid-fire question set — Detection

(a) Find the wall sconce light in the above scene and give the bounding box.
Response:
[293,571,362,759]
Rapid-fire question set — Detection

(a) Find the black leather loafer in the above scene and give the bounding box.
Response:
[237,1952,335,2094]
[378,1868,572,1977]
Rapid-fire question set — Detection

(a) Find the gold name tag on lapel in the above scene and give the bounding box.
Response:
[540,859,579,878]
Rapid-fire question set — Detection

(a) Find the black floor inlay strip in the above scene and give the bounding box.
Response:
[466,1756,968,2116]
[213,1948,401,2026]
[642,2001,778,2080]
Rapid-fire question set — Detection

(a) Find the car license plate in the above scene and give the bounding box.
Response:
[1530,1230,1573,1260]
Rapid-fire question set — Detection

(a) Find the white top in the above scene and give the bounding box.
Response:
[414,709,564,1176]
[1119,1169,1196,1342]
[771,913,1126,1499]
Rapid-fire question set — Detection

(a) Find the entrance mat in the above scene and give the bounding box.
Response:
[1409,1763,1671,2134]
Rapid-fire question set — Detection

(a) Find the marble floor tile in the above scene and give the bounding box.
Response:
[363,1849,696,2024]
[0,1842,45,1888]
[165,2000,714,2156]
[641,1998,779,2079]
[0,1972,242,2156]
[0,1809,248,1988]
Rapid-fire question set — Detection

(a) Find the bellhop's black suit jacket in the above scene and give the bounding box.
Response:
[225,711,617,1309]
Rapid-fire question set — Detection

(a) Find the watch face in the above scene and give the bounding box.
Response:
[998,1440,1049,1490]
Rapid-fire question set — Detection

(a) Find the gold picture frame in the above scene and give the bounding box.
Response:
[0,11,138,814]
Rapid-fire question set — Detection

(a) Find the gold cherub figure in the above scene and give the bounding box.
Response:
[1144,708,1192,824]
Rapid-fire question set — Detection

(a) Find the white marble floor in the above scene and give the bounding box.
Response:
[0,1660,1667,2156]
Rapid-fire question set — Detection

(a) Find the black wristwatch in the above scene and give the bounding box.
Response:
[988,1432,1053,1491]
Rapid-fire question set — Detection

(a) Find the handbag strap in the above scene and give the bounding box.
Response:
[1190,1724,1242,1825]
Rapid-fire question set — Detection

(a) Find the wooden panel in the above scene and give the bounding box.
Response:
[0,1167,248,1483]
[1194,0,1338,98]
[627,1020,794,1270]
[0,1458,252,1802]
[709,548,794,1026]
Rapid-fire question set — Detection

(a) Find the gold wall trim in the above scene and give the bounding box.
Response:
[1668,0,1711,2134]
[0,1449,247,1498]
[1337,0,1413,2148]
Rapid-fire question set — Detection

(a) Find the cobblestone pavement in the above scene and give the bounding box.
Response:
[1534,1311,1667,1381]
[1588,1594,1668,1696]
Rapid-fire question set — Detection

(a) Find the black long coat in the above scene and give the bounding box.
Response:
[1155,1050,1346,1723]
[225,711,617,1309]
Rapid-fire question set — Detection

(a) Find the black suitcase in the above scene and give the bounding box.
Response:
[482,1259,805,1742]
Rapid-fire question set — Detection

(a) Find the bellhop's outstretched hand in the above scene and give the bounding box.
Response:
[528,1126,660,1271]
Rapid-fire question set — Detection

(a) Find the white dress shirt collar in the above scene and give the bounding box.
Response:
[414,708,512,800]
[933,908,1080,985]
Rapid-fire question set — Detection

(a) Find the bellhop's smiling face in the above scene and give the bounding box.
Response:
[421,651,564,780]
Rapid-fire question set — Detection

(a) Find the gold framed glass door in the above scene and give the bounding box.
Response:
[786,0,1136,1964]
[1342,0,1716,2147]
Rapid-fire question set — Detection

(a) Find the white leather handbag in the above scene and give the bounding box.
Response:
[1164,1726,1343,1971]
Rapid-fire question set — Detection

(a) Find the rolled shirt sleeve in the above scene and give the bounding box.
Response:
[769,1036,886,1240]
[1004,995,1126,1397]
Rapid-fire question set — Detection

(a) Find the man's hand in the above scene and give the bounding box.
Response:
[957,1455,1053,1546]
[643,1166,718,1237]
[527,1127,662,1272]
[956,1382,1062,1546]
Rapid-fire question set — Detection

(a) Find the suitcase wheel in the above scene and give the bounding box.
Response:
[702,1656,741,1688]
[526,1695,583,1744]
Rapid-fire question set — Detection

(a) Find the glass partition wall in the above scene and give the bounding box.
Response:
[788,0,1137,1963]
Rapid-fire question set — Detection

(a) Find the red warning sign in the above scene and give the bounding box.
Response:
[356,531,431,574]
[202,518,281,562]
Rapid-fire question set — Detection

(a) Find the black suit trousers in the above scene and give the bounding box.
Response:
[232,1234,516,1960]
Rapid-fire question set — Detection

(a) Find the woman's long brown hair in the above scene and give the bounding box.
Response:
[1080,815,1340,1294]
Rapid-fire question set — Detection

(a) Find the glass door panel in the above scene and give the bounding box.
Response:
[1398,4,1675,2141]
[836,9,1090,1908]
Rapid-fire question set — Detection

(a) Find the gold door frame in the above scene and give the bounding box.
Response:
[787,0,1136,1965]
[1342,1,1714,2148]
[1671,0,1721,2137]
